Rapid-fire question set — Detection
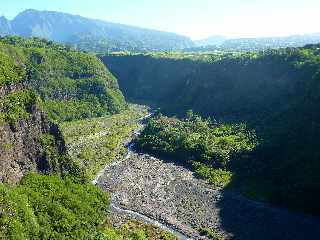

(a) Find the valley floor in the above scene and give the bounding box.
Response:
[96,148,320,240]
[62,105,320,240]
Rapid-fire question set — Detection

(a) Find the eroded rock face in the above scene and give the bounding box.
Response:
[0,84,66,184]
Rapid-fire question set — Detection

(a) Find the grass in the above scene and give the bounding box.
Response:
[61,104,149,180]
[100,218,178,240]
[198,227,225,240]
[192,162,233,188]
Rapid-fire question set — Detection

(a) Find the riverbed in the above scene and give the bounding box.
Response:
[94,112,320,240]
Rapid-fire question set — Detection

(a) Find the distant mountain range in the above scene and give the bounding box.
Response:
[190,33,320,52]
[0,9,194,52]
[194,35,226,47]
[1,9,320,52]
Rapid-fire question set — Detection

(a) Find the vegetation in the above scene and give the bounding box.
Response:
[102,45,320,121]
[0,48,25,86]
[198,227,225,240]
[0,89,38,123]
[136,113,257,188]
[61,105,148,180]
[0,172,177,240]
[99,219,177,240]
[0,173,109,239]
[0,36,126,122]
[109,45,320,215]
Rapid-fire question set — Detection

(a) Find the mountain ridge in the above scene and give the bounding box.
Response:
[1,9,194,52]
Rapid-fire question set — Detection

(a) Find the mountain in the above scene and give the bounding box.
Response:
[2,9,194,52]
[194,35,226,46]
[0,16,12,36]
[188,33,320,52]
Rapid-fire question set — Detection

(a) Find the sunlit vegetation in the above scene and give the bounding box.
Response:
[0,173,178,240]
[0,36,126,122]
[136,112,257,188]
[198,227,225,240]
[0,173,110,239]
[0,89,38,123]
[0,48,25,86]
[61,105,148,180]
[99,219,178,240]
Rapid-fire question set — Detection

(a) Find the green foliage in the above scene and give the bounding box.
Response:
[104,44,320,215]
[0,36,126,122]
[198,227,225,240]
[192,162,232,188]
[0,48,25,86]
[0,89,37,123]
[136,114,256,187]
[61,105,149,179]
[98,220,177,240]
[0,173,110,239]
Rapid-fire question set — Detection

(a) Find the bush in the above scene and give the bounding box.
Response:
[0,173,110,239]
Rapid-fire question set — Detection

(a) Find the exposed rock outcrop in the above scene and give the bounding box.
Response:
[0,83,67,184]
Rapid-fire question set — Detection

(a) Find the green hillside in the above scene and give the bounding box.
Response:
[102,45,320,215]
[1,36,126,122]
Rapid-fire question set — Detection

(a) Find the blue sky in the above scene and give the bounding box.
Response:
[1,0,320,39]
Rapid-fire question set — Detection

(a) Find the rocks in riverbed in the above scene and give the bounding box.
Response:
[98,149,320,240]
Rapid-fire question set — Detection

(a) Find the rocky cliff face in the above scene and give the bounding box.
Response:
[0,83,67,184]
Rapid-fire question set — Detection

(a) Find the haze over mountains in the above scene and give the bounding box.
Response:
[192,33,320,51]
[1,9,320,52]
[0,9,194,52]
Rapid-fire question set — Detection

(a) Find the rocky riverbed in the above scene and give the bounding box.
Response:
[97,148,320,240]
[91,109,320,239]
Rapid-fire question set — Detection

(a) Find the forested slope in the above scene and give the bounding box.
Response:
[0,36,178,239]
[0,41,76,184]
[102,45,320,215]
[1,36,126,122]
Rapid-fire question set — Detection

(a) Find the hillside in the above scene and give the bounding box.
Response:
[188,33,320,52]
[194,35,226,46]
[0,9,194,52]
[101,45,320,215]
[0,36,126,122]
[0,42,74,184]
[0,36,179,239]
[0,17,11,36]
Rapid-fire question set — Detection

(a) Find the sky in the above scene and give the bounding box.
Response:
[1,0,320,40]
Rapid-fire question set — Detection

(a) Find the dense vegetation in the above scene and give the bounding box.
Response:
[1,9,194,53]
[104,45,320,215]
[61,105,148,179]
[0,35,177,239]
[0,47,25,85]
[0,174,109,239]
[0,89,37,123]
[136,113,257,188]
[0,173,176,240]
[0,36,126,122]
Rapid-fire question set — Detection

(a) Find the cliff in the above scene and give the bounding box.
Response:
[0,83,68,184]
